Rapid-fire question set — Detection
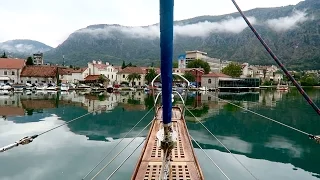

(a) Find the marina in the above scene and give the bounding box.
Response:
[1,0,320,179]
[0,89,319,179]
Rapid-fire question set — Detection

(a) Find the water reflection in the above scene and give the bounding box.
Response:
[0,89,319,179]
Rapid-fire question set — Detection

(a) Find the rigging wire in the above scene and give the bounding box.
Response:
[1,103,117,153]
[105,139,146,180]
[207,93,317,139]
[185,107,259,180]
[81,106,155,180]
[190,135,231,180]
[230,0,320,116]
[89,120,153,180]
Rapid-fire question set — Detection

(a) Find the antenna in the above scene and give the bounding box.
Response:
[62,55,65,66]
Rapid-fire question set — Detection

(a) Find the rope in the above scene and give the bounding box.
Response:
[186,107,259,180]
[82,106,155,180]
[190,135,230,180]
[105,139,146,180]
[1,103,117,153]
[89,120,153,180]
[207,94,314,137]
[230,0,320,116]
[159,148,169,180]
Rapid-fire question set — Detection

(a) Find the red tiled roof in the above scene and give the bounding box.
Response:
[85,75,101,81]
[21,99,56,109]
[94,64,108,69]
[21,66,57,77]
[0,106,25,116]
[202,72,230,78]
[118,67,147,74]
[58,68,72,75]
[0,58,25,69]
[60,67,88,75]
[73,67,87,73]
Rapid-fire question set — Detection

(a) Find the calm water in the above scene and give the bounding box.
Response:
[0,89,319,180]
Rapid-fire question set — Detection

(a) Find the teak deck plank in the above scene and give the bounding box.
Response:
[132,107,204,180]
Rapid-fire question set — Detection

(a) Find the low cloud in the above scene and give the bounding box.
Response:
[175,16,256,37]
[76,16,256,39]
[266,10,309,32]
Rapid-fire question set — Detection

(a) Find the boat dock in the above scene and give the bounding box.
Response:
[132,107,204,180]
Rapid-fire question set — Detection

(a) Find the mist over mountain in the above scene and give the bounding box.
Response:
[6,0,320,70]
[0,39,52,57]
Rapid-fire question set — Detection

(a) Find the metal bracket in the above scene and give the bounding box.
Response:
[315,136,320,144]
[0,135,37,153]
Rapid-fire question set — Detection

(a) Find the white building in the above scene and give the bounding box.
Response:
[179,50,222,72]
[60,67,89,83]
[20,66,59,84]
[87,60,119,84]
[0,58,25,84]
[117,66,147,86]
[247,65,283,83]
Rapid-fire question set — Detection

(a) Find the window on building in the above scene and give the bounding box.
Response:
[108,75,109,78]
[4,71,7,75]
[12,71,15,75]
[139,82,141,85]
[208,96,211,101]
[208,79,212,84]
[123,75,125,78]
[35,81,38,83]
[21,80,23,83]
[12,101,15,104]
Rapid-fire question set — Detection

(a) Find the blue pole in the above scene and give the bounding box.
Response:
[160,0,174,125]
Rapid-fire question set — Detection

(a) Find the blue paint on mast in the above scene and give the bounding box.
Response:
[160,0,174,125]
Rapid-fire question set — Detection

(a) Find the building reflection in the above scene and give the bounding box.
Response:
[0,90,293,119]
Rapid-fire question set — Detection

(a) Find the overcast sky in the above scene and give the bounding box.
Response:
[0,0,303,47]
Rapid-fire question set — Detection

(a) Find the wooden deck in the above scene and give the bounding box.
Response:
[132,107,204,180]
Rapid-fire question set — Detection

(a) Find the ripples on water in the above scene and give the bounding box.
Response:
[0,89,319,180]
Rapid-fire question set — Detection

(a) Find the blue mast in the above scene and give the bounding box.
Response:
[160,0,174,126]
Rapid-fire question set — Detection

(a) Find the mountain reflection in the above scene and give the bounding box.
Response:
[0,89,319,176]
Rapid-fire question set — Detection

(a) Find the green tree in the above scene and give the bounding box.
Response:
[127,73,141,86]
[300,73,318,86]
[183,72,195,82]
[221,62,243,77]
[69,65,73,68]
[98,74,107,84]
[145,68,158,85]
[173,61,178,68]
[187,59,210,74]
[121,61,126,69]
[1,52,7,58]
[26,57,34,65]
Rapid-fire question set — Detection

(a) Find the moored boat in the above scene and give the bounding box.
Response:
[60,83,69,91]
[277,83,289,90]
[12,84,25,92]
[106,84,113,93]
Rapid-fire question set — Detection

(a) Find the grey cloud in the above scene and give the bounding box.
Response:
[76,16,257,39]
[266,10,309,32]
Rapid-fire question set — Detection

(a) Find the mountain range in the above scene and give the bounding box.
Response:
[0,40,52,57]
[1,0,320,70]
